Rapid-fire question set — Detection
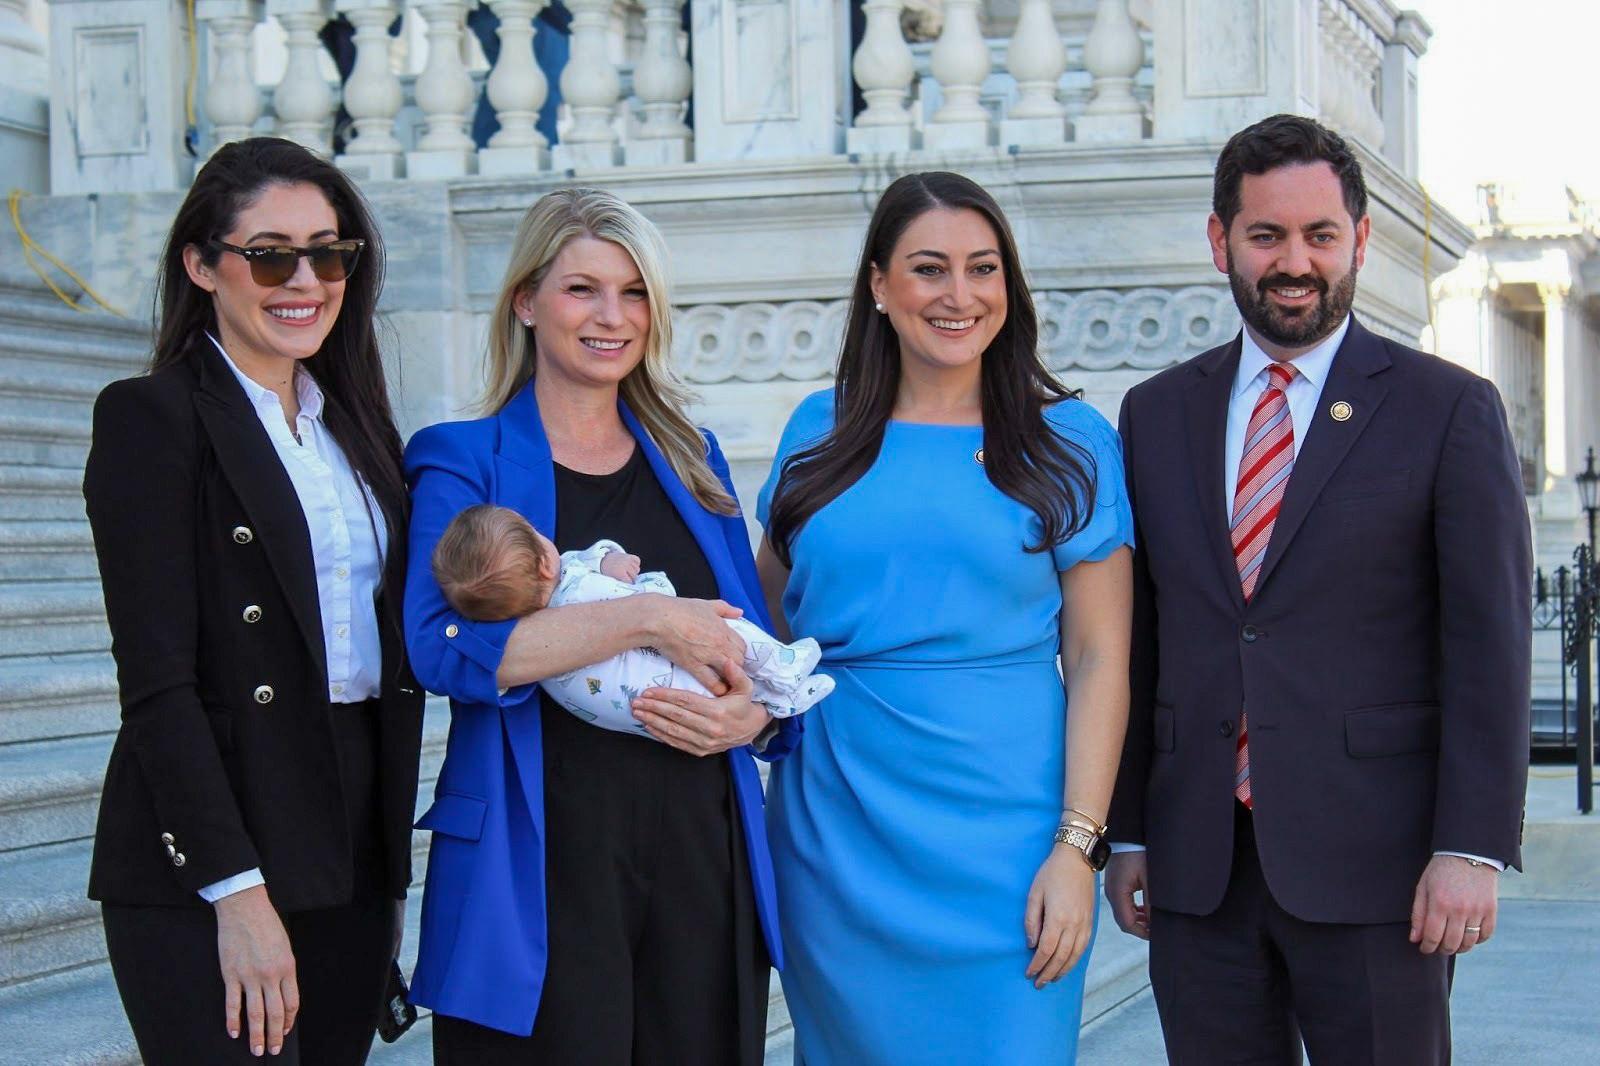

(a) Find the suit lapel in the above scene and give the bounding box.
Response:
[620,404,747,613]
[1253,317,1393,596]
[191,341,328,681]
[1184,337,1247,611]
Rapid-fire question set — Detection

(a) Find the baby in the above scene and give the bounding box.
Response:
[432,504,834,738]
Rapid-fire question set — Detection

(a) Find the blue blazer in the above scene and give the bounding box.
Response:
[402,381,801,1036]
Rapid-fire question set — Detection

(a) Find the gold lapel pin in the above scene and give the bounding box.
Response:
[1330,400,1353,422]
[974,448,985,465]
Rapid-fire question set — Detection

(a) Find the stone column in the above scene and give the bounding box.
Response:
[1380,10,1429,179]
[552,0,622,169]
[198,0,264,152]
[924,0,991,150]
[1075,0,1146,142]
[689,0,843,162]
[47,0,190,194]
[406,0,479,177]
[268,0,338,155]
[1540,279,1578,483]
[479,0,551,175]
[627,0,693,166]
[334,0,405,179]
[999,0,1066,148]
[847,0,917,154]
[0,0,47,190]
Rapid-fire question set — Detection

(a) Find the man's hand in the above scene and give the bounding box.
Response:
[599,551,642,584]
[1409,855,1498,955]
[1104,850,1150,940]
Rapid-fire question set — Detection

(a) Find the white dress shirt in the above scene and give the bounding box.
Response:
[1111,319,1501,871]
[199,334,390,902]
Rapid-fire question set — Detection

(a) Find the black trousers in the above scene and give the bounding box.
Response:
[1149,803,1452,1065]
[432,703,769,1066]
[103,700,395,1066]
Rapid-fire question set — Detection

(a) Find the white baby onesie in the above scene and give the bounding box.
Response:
[539,540,835,738]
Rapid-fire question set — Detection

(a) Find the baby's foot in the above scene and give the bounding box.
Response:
[786,637,822,678]
[787,672,835,714]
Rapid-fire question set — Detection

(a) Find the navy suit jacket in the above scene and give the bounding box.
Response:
[402,381,799,1035]
[1109,317,1531,924]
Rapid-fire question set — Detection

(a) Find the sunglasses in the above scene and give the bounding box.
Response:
[210,238,365,287]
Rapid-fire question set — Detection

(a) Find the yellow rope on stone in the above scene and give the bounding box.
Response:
[6,190,128,317]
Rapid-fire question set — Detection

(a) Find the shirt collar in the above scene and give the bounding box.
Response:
[1232,315,1351,401]
[207,332,324,421]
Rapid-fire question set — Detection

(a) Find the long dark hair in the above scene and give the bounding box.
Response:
[150,137,406,545]
[766,171,1094,567]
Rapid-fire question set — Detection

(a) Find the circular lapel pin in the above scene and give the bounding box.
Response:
[974,448,985,465]
[1330,401,1353,422]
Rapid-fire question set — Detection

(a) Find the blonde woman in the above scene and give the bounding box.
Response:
[403,188,799,1065]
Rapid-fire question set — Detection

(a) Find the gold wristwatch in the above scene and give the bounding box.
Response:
[1054,819,1111,872]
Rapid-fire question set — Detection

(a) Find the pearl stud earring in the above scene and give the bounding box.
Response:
[874,302,885,313]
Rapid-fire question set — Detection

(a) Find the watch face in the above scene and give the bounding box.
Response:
[1087,837,1111,872]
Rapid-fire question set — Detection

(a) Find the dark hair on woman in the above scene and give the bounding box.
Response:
[765,171,1094,568]
[149,136,406,546]
[1213,114,1367,231]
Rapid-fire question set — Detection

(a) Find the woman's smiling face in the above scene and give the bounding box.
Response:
[184,181,346,372]
[870,206,1008,375]
[515,235,652,392]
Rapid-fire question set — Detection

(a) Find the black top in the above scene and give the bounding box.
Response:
[550,444,717,600]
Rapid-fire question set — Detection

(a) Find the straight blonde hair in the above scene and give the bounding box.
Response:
[480,188,736,516]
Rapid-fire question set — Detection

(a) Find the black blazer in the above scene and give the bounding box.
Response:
[83,337,425,912]
[1110,317,1532,925]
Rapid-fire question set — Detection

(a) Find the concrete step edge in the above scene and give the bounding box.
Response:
[0,580,104,621]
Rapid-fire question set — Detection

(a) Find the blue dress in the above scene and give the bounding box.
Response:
[757,391,1134,1065]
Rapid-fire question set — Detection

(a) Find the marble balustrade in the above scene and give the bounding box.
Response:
[44,0,1428,194]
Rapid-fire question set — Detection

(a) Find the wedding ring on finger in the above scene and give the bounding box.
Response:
[1465,925,1482,935]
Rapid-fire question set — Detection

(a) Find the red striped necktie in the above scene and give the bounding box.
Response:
[1229,361,1297,809]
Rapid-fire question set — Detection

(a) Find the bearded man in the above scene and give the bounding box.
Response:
[1105,113,1532,1064]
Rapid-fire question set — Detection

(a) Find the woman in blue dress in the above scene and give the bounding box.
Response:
[756,172,1134,1064]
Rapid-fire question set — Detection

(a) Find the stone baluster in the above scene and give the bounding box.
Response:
[268,0,338,154]
[406,0,478,176]
[627,0,692,165]
[925,0,991,150]
[1076,0,1146,142]
[999,0,1066,147]
[847,0,917,153]
[334,0,404,179]
[198,0,264,151]
[479,0,551,174]
[552,0,622,168]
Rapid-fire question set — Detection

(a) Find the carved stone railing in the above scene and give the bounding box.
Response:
[42,0,1432,194]
[672,285,1240,384]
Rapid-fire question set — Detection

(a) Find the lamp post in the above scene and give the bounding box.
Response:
[1573,448,1599,814]
[1577,447,1599,557]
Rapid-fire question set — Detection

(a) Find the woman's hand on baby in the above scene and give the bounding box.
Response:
[642,596,747,695]
[599,551,642,583]
[631,658,773,756]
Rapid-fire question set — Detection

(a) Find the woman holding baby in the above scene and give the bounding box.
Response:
[403,189,800,1064]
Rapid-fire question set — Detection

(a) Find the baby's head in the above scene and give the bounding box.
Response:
[432,505,559,621]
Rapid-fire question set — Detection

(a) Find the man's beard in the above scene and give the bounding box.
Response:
[1227,247,1358,349]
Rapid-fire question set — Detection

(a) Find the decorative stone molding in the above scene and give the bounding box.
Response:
[671,286,1240,383]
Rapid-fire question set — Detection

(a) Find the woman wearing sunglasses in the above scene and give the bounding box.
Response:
[83,137,424,1065]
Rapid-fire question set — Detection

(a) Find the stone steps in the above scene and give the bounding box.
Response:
[0,705,450,988]
[0,579,110,659]
[0,652,119,744]
[0,466,88,521]
[0,732,110,851]
[0,518,99,581]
